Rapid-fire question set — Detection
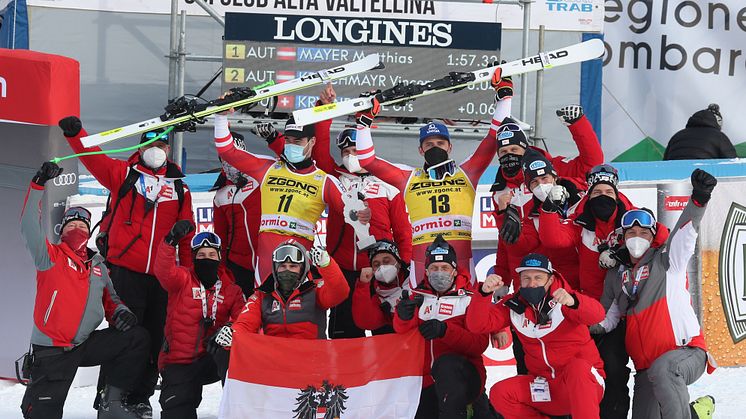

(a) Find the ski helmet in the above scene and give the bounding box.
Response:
[191,231,222,254]
[272,240,310,282]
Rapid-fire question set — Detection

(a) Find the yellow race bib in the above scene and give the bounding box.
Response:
[404,168,475,245]
[260,162,326,240]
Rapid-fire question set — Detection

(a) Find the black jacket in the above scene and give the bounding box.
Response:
[664,109,736,160]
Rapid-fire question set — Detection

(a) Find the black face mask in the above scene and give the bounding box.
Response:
[519,286,547,306]
[276,270,302,295]
[424,146,450,167]
[587,195,617,222]
[499,153,522,177]
[194,259,220,288]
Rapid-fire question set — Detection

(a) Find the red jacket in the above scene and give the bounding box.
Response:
[21,183,125,348]
[466,273,605,380]
[65,127,195,274]
[232,259,349,339]
[491,116,602,288]
[393,273,489,389]
[212,176,261,270]
[311,118,413,271]
[153,241,245,367]
[352,272,409,331]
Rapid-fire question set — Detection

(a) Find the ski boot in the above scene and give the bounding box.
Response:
[690,395,715,419]
[96,385,142,419]
[129,402,153,419]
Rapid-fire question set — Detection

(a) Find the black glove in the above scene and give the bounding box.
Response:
[418,319,447,340]
[32,161,64,186]
[380,301,392,316]
[396,290,423,321]
[113,308,137,332]
[165,220,195,246]
[690,169,717,205]
[58,116,82,138]
[541,197,560,213]
[499,205,522,244]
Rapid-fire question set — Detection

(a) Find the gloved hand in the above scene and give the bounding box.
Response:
[418,319,447,340]
[690,168,717,205]
[380,301,392,315]
[490,63,513,100]
[355,95,381,127]
[309,246,331,268]
[206,324,233,355]
[541,185,569,213]
[396,290,423,321]
[165,220,195,246]
[252,122,278,143]
[32,161,64,186]
[598,248,619,269]
[556,105,584,126]
[112,307,138,332]
[58,116,82,138]
[589,324,607,335]
[499,205,522,244]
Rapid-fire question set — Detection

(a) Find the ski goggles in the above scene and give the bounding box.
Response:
[427,159,457,181]
[621,209,656,232]
[336,129,357,150]
[62,207,92,229]
[140,129,170,145]
[272,244,306,264]
[191,232,222,251]
[368,240,401,262]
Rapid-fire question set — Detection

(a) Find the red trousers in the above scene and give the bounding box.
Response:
[254,232,314,286]
[490,358,604,419]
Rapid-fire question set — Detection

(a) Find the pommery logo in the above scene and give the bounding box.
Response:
[718,202,746,343]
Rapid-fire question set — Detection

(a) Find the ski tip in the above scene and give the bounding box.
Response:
[373,62,386,71]
[583,38,606,58]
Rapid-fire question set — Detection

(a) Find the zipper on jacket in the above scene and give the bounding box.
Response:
[43,290,58,326]
[537,337,556,379]
[145,201,159,273]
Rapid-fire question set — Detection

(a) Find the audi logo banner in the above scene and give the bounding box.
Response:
[52,173,78,187]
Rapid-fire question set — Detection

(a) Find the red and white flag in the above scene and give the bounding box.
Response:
[219,330,424,418]
[277,47,297,61]
[277,70,296,83]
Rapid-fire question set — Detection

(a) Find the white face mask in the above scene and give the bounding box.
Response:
[531,183,554,202]
[626,237,652,259]
[374,264,399,284]
[342,154,362,173]
[142,147,167,170]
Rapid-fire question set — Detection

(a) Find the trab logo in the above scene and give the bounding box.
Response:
[545,0,594,13]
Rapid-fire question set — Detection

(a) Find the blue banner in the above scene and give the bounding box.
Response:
[580,32,602,143]
[0,0,29,49]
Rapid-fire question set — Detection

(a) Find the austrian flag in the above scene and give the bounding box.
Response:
[219,330,424,418]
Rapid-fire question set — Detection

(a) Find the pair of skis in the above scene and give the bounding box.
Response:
[81,39,604,148]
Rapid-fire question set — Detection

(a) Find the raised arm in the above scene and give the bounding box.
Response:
[551,108,604,179]
[314,257,350,309]
[214,114,275,179]
[389,191,413,264]
[20,182,53,271]
[310,117,338,175]
[176,188,196,268]
[465,292,511,334]
[355,125,413,192]
[460,98,512,185]
[153,240,191,293]
[59,117,128,191]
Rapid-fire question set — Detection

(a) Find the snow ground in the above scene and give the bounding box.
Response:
[0,365,744,418]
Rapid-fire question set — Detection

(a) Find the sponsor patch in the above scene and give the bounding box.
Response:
[529,160,547,170]
[271,300,281,313]
[289,299,302,310]
[438,303,454,316]
[192,287,203,299]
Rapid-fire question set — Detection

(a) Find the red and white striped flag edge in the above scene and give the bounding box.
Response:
[219,330,424,418]
[277,47,297,60]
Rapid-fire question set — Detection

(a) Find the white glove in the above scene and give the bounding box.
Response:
[215,325,233,347]
[556,105,584,126]
[547,185,569,206]
[598,249,619,269]
[310,246,331,268]
[252,122,278,142]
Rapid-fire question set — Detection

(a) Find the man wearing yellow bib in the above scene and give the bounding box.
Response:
[214,112,370,285]
[355,72,513,286]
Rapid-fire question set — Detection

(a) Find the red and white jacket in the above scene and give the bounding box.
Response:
[65,127,195,274]
[153,241,245,368]
[352,271,410,331]
[212,175,261,271]
[393,273,489,389]
[466,273,605,381]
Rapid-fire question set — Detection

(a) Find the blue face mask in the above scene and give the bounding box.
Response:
[284,143,307,163]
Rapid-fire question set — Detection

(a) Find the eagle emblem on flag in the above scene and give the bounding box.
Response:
[293,380,348,419]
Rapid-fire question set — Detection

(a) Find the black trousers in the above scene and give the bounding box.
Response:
[329,268,366,339]
[159,354,223,419]
[415,354,495,419]
[107,264,168,404]
[594,320,631,419]
[226,259,255,298]
[21,327,149,419]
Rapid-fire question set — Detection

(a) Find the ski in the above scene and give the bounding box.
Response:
[80,53,383,148]
[292,39,605,126]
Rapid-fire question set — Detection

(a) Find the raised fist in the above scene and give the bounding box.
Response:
[309,246,331,268]
[252,122,278,142]
[32,161,63,186]
[165,220,195,246]
[482,274,505,294]
[319,83,337,105]
[490,63,513,101]
[356,95,381,127]
[359,267,374,284]
[59,116,83,138]
[556,105,584,126]
[691,169,717,205]
[552,288,576,307]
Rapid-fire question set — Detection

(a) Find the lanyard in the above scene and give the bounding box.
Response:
[622,264,645,298]
[200,280,222,322]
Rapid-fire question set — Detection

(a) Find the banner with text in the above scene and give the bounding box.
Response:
[602,0,746,161]
[28,0,603,32]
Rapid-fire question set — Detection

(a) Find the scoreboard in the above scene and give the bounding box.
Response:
[222,11,502,120]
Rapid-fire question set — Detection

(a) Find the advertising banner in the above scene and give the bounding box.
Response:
[602,0,746,161]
